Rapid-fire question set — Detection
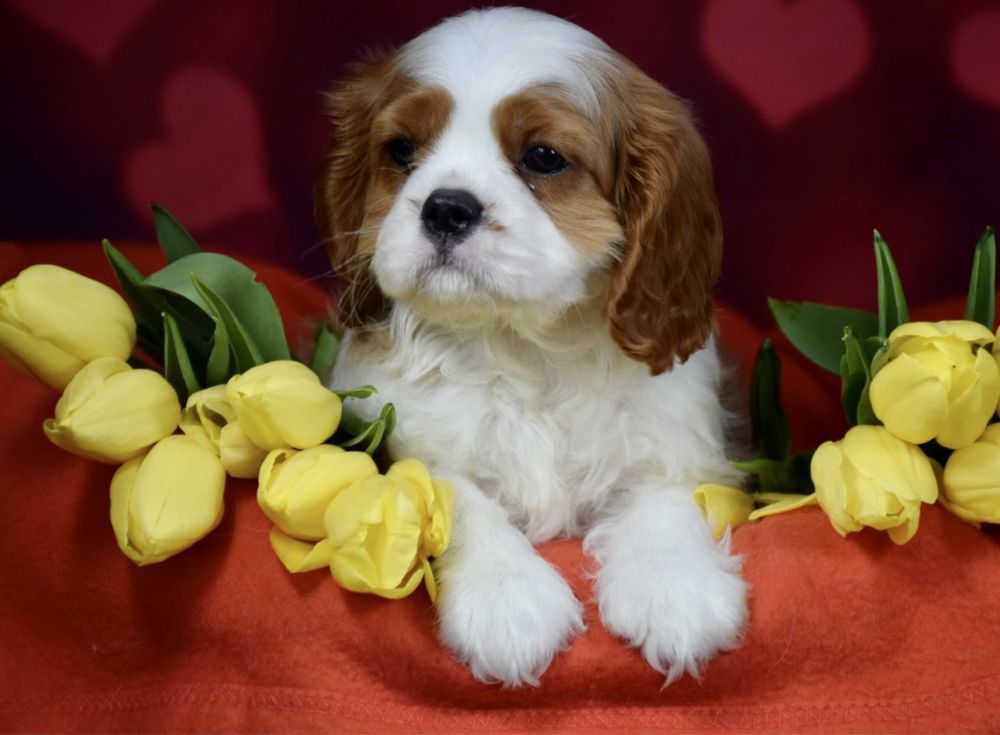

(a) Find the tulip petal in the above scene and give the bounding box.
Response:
[0,321,84,390]
[44,358,182,464]
[227,361,342,450]
[9,265,136,362]
[693,483,755,538]
[324,474,426,598]
[420,557,439,602]
[942,431,1000,525]
[747,492,817,521]
[889,320,996,347]
[219,421,269,479]
[886,505,921,544]
[841,425,938,505]
[109,457,147,564]
[126,435,226,563]
[811,440,863,536]
[870,353,949,445]
[179,385,235,449]
[423,479,454,558]
[258,446,378,540]
[936,349,1000,449]
[269,527,333,573]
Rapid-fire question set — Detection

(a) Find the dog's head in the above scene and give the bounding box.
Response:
[315,7,721,374]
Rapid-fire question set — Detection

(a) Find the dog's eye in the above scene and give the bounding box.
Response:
[520,145,568,175]
[387,138,417,171]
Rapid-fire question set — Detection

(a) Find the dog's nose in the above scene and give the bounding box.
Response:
[421,189,483,247]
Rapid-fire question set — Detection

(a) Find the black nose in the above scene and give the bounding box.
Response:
[421,189,483,246]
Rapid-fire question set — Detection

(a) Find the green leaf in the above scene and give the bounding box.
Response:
[145,252,290,362]
[336,384,377,401]
[839,328,869,426]
[152,202,201,263]
[102,239,216,362]
[750,339,790,460]
[191,275,265,372]
[839,329,883,426]
[768,298,878,374]
[732,452,814,493]
[203,308,232,387]
[102,239,164,353]
[338,403,396,455]
[162,312,201,402]
[874,230,909,340]
[963,226,996,329]
[310,325,341,381]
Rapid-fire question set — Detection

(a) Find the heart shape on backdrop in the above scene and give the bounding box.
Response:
[701,0,871,129]
[950,10,1000,109]
[123,67,275,231]
[8,0,157,65]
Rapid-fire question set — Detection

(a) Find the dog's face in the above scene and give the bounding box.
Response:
[316,8,723,373]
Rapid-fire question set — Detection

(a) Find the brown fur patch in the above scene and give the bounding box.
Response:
[491,86,623,262]
[599,55,723,375]
[314,52,453,328]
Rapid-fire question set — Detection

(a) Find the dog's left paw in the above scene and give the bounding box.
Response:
[595,545,749,684]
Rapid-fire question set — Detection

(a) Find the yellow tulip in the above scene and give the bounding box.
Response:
[995,328,1000,418]
[323,459,453,600]
[810,425,938,544]
[870,320,999,449]
[109,435,226,565]
[268,529,334,573]
[179,385,267,478]
[226,360,342,450]
[43,357,181,464]
[693,483,754,539]
[179,385,233,448]
[941,424,1000,526]
[748,492,818,521]
[0,265,136,390]
[257,445,378,540]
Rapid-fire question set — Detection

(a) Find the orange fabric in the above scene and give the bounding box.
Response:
[1,242,999,732]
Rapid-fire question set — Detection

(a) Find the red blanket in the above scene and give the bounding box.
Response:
[2,242,998,732]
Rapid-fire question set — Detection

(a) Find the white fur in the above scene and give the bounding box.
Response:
[330,8,749,687]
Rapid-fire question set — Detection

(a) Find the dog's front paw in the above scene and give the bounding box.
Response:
[596,545,749,684]
[435,550,585,687]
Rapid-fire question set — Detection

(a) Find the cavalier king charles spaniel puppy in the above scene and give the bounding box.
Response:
[315,7,748,687]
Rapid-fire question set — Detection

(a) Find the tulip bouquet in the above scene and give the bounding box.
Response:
[0,204,452,599]
[696,228,1000,544]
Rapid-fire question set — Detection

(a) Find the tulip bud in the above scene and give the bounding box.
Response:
[179,385,233,449]
[870,321,999,449]
[226,360,341,450]
[693,483,754,539]
[995,328,1000,418]
[941,424,1000,526]
[0,265,136,390]
[43,357,181,464]
[257,445,378,540]
[179,385,266,478]
[810,425,938,544]
[109,435,226,565]
[324,459,453,600]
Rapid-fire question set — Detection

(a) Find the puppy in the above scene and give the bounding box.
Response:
[315,7,748,687]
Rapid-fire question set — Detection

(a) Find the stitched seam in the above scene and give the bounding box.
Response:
[2,675,999,729]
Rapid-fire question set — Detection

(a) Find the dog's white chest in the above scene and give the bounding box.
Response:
[332,328,636,541]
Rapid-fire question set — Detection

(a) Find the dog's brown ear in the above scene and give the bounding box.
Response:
[314,50,398,327]
[604,65,723,375]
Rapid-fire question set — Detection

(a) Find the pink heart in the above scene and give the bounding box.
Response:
[123,68,274,231]
[701,0,871,128]
[950,10,1000,108]
[8,0,156,65]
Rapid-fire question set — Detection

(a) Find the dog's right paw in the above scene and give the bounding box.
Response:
[435,550,585,687]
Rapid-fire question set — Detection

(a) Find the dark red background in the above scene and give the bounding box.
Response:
[2,0,999,326]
